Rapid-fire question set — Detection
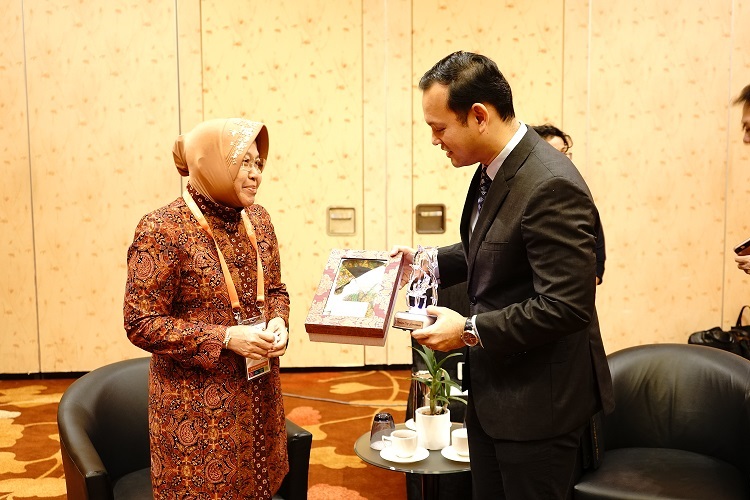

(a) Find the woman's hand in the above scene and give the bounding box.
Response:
[225,323,277,359]
[225,317,288,359]
[265,317,288,358]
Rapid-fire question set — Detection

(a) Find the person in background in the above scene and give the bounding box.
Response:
[737,84,750,145]
[532,123,606,284]
[124,118,290,498]
[392,51,614,499]
[733,85,750,274]
[532,123,573,158]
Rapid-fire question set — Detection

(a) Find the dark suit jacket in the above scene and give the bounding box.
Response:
[438,127,615,441]
[595,216,606,282]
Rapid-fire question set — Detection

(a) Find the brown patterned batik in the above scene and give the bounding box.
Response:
[124,184,290,499]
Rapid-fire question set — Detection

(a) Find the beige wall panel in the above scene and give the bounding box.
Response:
[412,0,564,251]
[383,3,416,252]
[362,0,388,366]
[176,0,204,133]
[724,0,750,327]
[363,0,414,366]
[200,0,365,367]
[0,3,39,373]
[24,1,182,371]
[363,0,388,254]
[562,0,590,177]
[589,0,732,353]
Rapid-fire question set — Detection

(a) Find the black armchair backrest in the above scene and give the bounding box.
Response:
[57,357,151,497]
[603,344,750,476]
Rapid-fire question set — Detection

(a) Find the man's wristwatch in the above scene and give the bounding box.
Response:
[462,317,479,347]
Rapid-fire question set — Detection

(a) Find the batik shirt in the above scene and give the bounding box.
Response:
[124,184,290,499]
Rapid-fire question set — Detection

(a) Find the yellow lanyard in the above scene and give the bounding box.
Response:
[182,191,265,323]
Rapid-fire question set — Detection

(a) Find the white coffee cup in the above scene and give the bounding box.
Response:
[451,427,469,456]
[382,429,418,458]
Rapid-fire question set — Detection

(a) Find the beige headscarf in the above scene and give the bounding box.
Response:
[172,118,269,208]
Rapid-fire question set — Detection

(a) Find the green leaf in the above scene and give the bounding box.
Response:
[411,345,468,414]
[411,346,432,368]
[433,352,462,373]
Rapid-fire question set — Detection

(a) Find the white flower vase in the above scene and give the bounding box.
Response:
[414,406,451,450]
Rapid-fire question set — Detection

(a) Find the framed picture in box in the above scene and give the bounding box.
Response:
[305,249,405,346]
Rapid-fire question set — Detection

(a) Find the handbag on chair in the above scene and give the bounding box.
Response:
[688,305,750,360]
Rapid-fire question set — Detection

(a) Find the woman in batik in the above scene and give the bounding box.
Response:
[124,118,290,498]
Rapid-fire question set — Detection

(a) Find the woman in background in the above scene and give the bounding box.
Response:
[124,118,290,498]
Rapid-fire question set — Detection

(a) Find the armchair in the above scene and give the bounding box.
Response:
[574,343,750,499]
[57,356,312,499]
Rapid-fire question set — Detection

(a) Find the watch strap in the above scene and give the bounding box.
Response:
[466,315,484,348]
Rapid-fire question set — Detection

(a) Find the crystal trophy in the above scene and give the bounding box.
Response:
[392,246,438,330]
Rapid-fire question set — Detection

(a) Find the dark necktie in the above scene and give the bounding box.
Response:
[477,166,491,214]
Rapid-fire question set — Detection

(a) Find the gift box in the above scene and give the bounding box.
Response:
[305,249,404,346]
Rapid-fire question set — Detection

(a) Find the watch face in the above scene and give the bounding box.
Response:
[462,330,478,347]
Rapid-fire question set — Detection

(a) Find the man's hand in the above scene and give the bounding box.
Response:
[390,245,416,288]
[411,305,465,352]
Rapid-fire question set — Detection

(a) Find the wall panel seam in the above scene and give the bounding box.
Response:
[21,0,42,373]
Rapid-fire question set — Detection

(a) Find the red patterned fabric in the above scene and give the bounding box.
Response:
[124,184,290,498]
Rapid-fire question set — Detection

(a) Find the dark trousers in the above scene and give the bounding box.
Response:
[466,399,584,500]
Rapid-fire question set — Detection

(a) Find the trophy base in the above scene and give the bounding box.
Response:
[392,311,437,331]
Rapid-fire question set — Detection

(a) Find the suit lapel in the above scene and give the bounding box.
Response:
[465,129,539,278]
[459,167,481,257]
[466,177,508,279]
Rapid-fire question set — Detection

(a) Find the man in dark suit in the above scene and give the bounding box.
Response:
[391,51,614,499]
[531,123,606,285]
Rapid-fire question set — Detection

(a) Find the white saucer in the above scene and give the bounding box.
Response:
[405,418,416,430]
[441,445,470,463]
[380,446,429,463]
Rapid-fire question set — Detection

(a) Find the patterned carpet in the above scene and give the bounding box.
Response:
[0,368,412,500]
